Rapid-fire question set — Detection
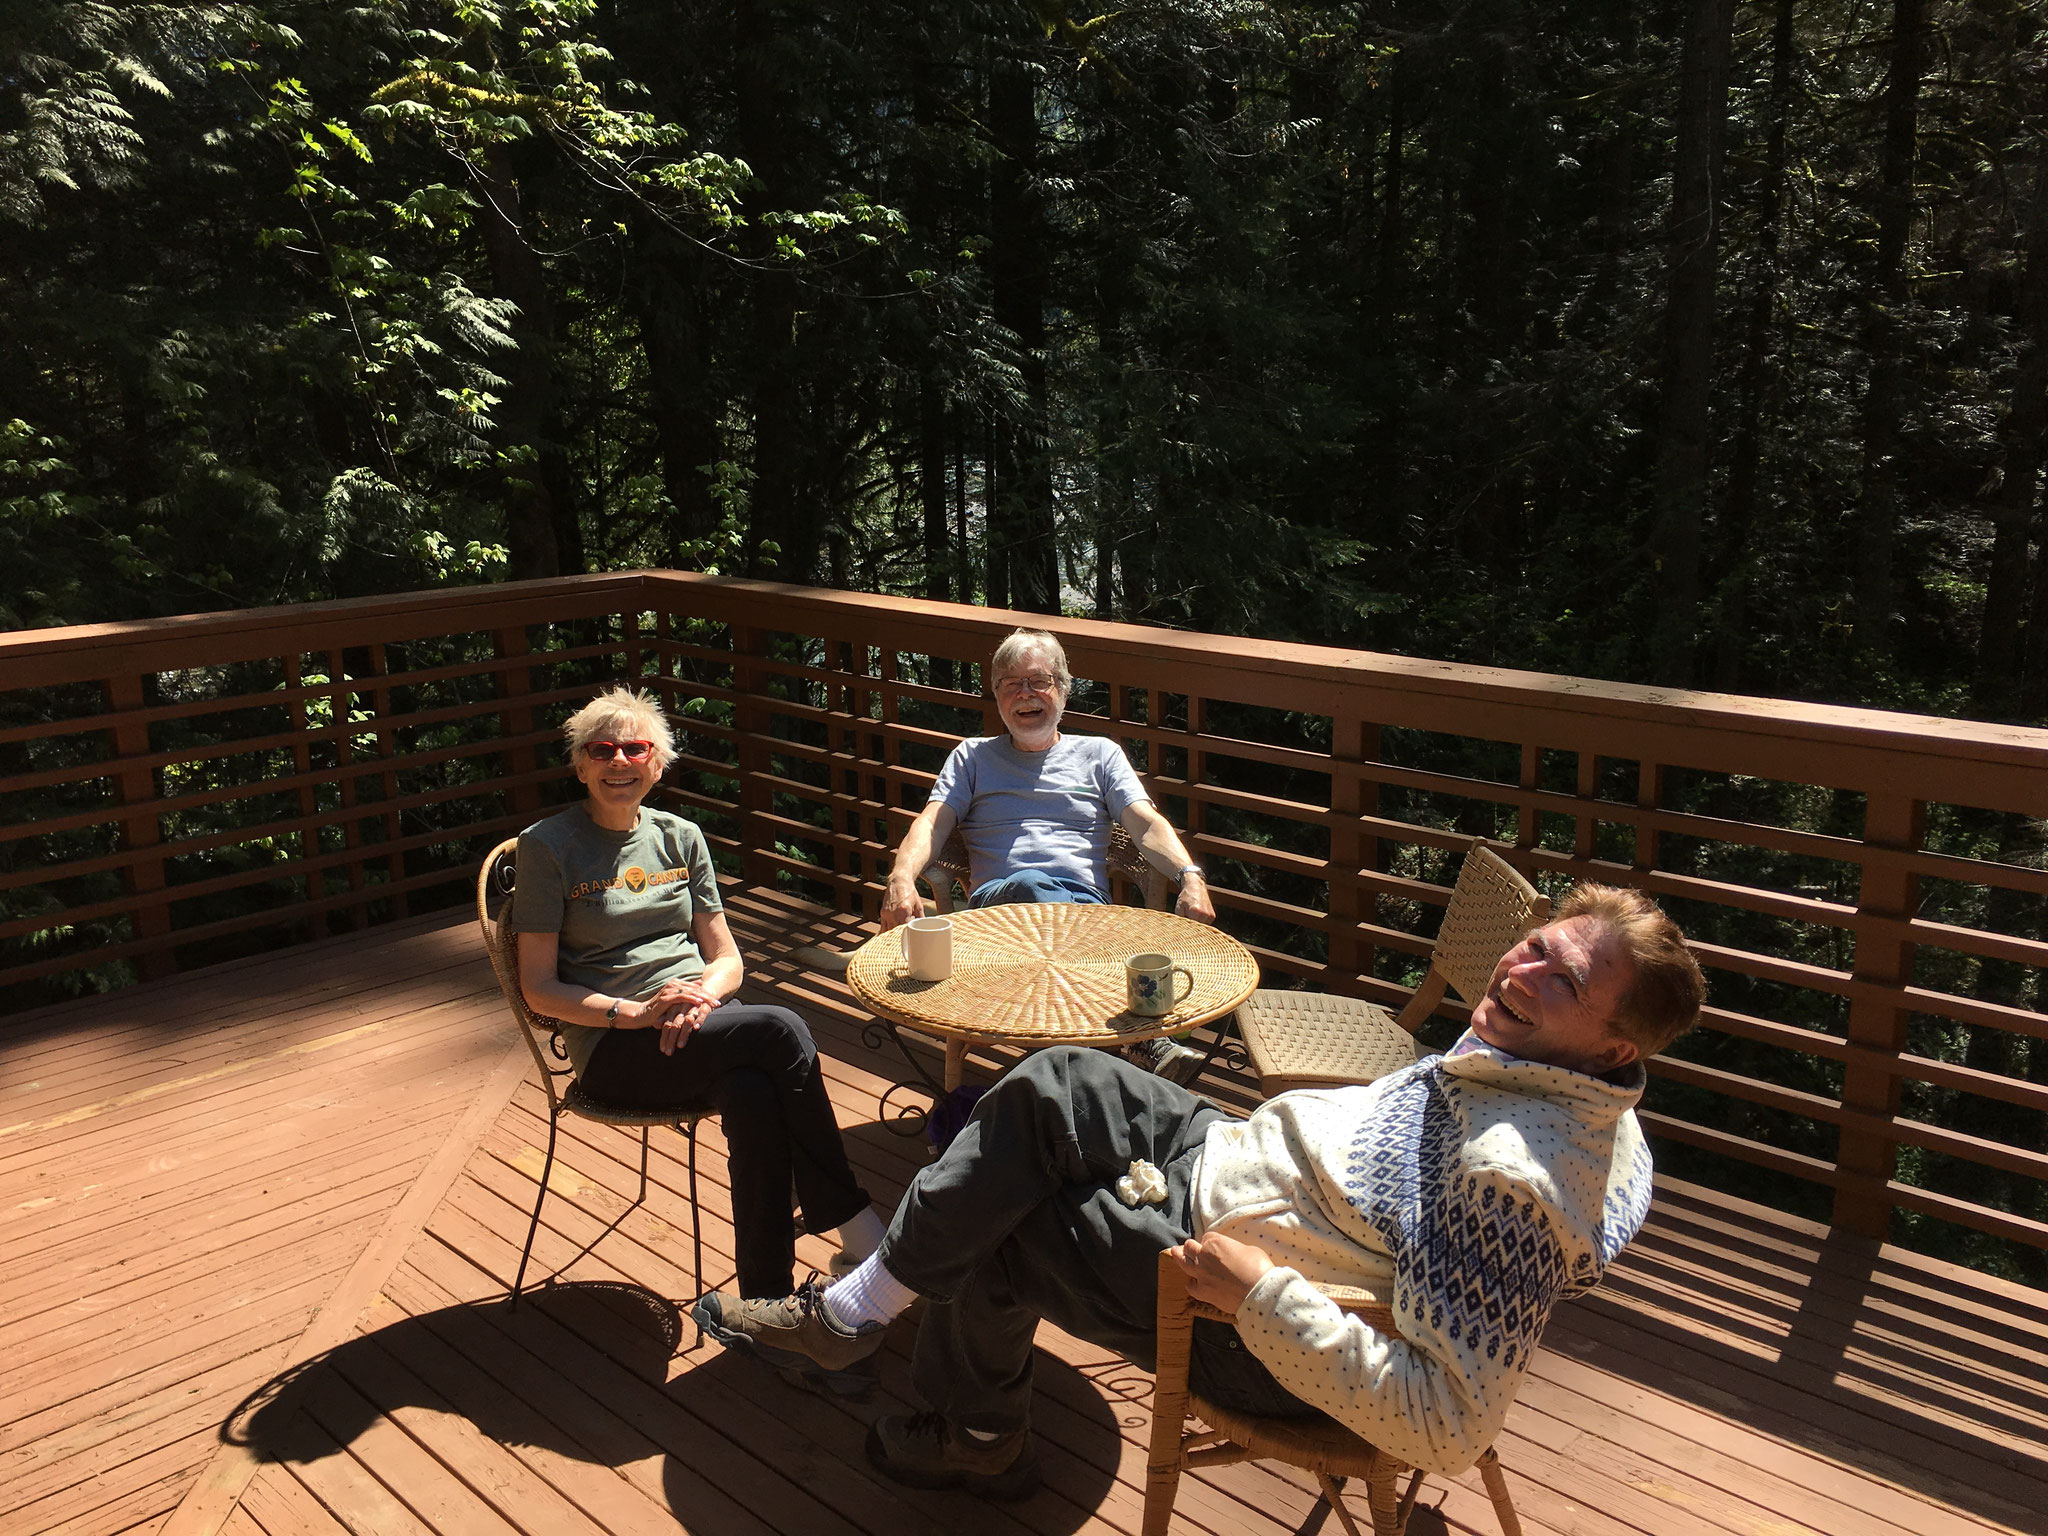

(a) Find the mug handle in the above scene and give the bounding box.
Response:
[1169,966,1194,1007]
[899,926,911,966]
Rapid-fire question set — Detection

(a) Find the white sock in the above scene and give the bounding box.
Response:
[964,1427,1004,1442]
[822,1253,917,1331]
[834,1205,887,1261]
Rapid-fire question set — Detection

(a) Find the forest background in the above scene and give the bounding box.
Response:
[4,0,2048,1280]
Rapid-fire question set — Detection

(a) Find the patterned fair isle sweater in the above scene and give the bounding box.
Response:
[1190,1031,1653,1475]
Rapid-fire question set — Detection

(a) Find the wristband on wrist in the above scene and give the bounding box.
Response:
[604,997,622,1024]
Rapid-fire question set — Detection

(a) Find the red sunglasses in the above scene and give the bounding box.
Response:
[584,739,655,763]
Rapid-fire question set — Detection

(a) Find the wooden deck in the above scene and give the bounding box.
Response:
[4,894,2045,1536]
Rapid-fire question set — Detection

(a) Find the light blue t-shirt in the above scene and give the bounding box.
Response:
[928,733,1151,896]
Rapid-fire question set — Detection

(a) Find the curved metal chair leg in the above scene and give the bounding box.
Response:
[638,1124,650,1204]
[686,1118,704,1346]
[511,1110,562,1309]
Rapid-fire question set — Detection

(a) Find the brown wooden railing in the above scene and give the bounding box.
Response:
[4,571,2046,1266]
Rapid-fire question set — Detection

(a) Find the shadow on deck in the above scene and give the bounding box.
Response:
[2,895,2042,1536]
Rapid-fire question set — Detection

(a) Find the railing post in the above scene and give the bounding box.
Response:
[1636,761,1663,876]
[1575,750,1600,863]
[869,646,898,921]
[102,673,173,981]
[1328,710,1368,994]
[1833,792,1923,1240]
[624,608,644,683]
[1184,692,1208,901]
[282,653,325,936]
[1517,741,1541,860]
[731,624,777,888]
[327,648,368,929]
[493,625,542,822]
[367,643,408,919]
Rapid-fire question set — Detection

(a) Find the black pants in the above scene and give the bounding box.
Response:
[877,1047,1315,1434]
[578,1004,870,1299]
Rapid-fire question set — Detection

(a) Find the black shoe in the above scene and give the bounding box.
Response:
[865,1410,1040,1499]
[1127,1034,1204,1086]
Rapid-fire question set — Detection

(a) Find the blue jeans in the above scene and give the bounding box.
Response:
[877,1048,1315,1433]
[967,869,1107,907]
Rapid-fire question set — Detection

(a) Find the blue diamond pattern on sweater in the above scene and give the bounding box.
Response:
[1340,1060,1573,1370]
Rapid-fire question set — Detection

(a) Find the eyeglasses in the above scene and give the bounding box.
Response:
[994,672,1061,698]
[584,740,655,763]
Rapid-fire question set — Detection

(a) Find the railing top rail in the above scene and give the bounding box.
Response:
[8,568,2048,807]
[639,572,2048,806]
[0,572,648,687]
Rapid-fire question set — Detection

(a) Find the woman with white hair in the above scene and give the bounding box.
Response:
[506,686,884,1307]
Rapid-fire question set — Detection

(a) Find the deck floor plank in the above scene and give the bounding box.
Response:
[233,1463,353,1536]
[6,910,2044,1536]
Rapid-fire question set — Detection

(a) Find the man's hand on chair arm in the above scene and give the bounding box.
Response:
[879,804,954,929]
[1166,1231,1275,1314]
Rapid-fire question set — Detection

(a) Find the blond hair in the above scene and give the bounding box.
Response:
[561,686,675,773]
[1555,883,1705,1058]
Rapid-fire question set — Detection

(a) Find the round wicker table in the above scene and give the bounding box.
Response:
[847,903,1261,1092]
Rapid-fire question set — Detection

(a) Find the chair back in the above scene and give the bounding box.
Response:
[477,836,571,1116]
[1430,841,1550,1006]
[1148,1249,1525,1536]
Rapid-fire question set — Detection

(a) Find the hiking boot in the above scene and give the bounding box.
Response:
[864,1410,1040,1499]
[1127,1033,1204,1087]
[691,1276,884,1399]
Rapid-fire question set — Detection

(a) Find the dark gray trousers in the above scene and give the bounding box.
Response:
[877,1047,1315,1433]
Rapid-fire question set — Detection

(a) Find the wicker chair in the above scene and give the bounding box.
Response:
[476,837,713,1318]
[1236,839,1550,1097]
[918,820,1176,912]
[1145,1251,1524,1536]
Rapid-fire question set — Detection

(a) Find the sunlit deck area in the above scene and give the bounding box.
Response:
[6,570,2048,1536]
[5,896,2045,1536]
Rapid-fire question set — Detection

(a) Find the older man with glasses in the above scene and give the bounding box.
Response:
[877,628,1216,1081]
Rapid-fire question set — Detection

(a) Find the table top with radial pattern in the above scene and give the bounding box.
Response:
[846,901,1260,1049]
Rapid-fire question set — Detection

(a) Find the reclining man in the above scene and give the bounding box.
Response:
[878,626,1217,1080]
[697,881,1704,1498]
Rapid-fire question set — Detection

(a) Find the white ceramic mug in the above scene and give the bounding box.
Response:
[1126,952,1193,1017]
[899,915,954,981]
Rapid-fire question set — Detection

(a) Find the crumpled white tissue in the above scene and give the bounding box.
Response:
[1116,1158,1168,1208]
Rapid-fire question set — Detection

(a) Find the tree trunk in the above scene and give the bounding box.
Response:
[1851,0,1929,660]
[473,144,577,578]
[1646,0,1735,685]
[1712,0,1797,690]
[913,52,953,613]
[989,41,1057,613]
[953,420,971,607]
[920,375,951,604]
[736,3,802,579]
[633,225,722,560]
[983,413,1007,608]
[1977,137,2048,715]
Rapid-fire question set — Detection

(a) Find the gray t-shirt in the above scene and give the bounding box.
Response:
[506,805,724,1075]
[928,733,1150,895]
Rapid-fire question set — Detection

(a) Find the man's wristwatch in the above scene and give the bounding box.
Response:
[1176,864,1205,882]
